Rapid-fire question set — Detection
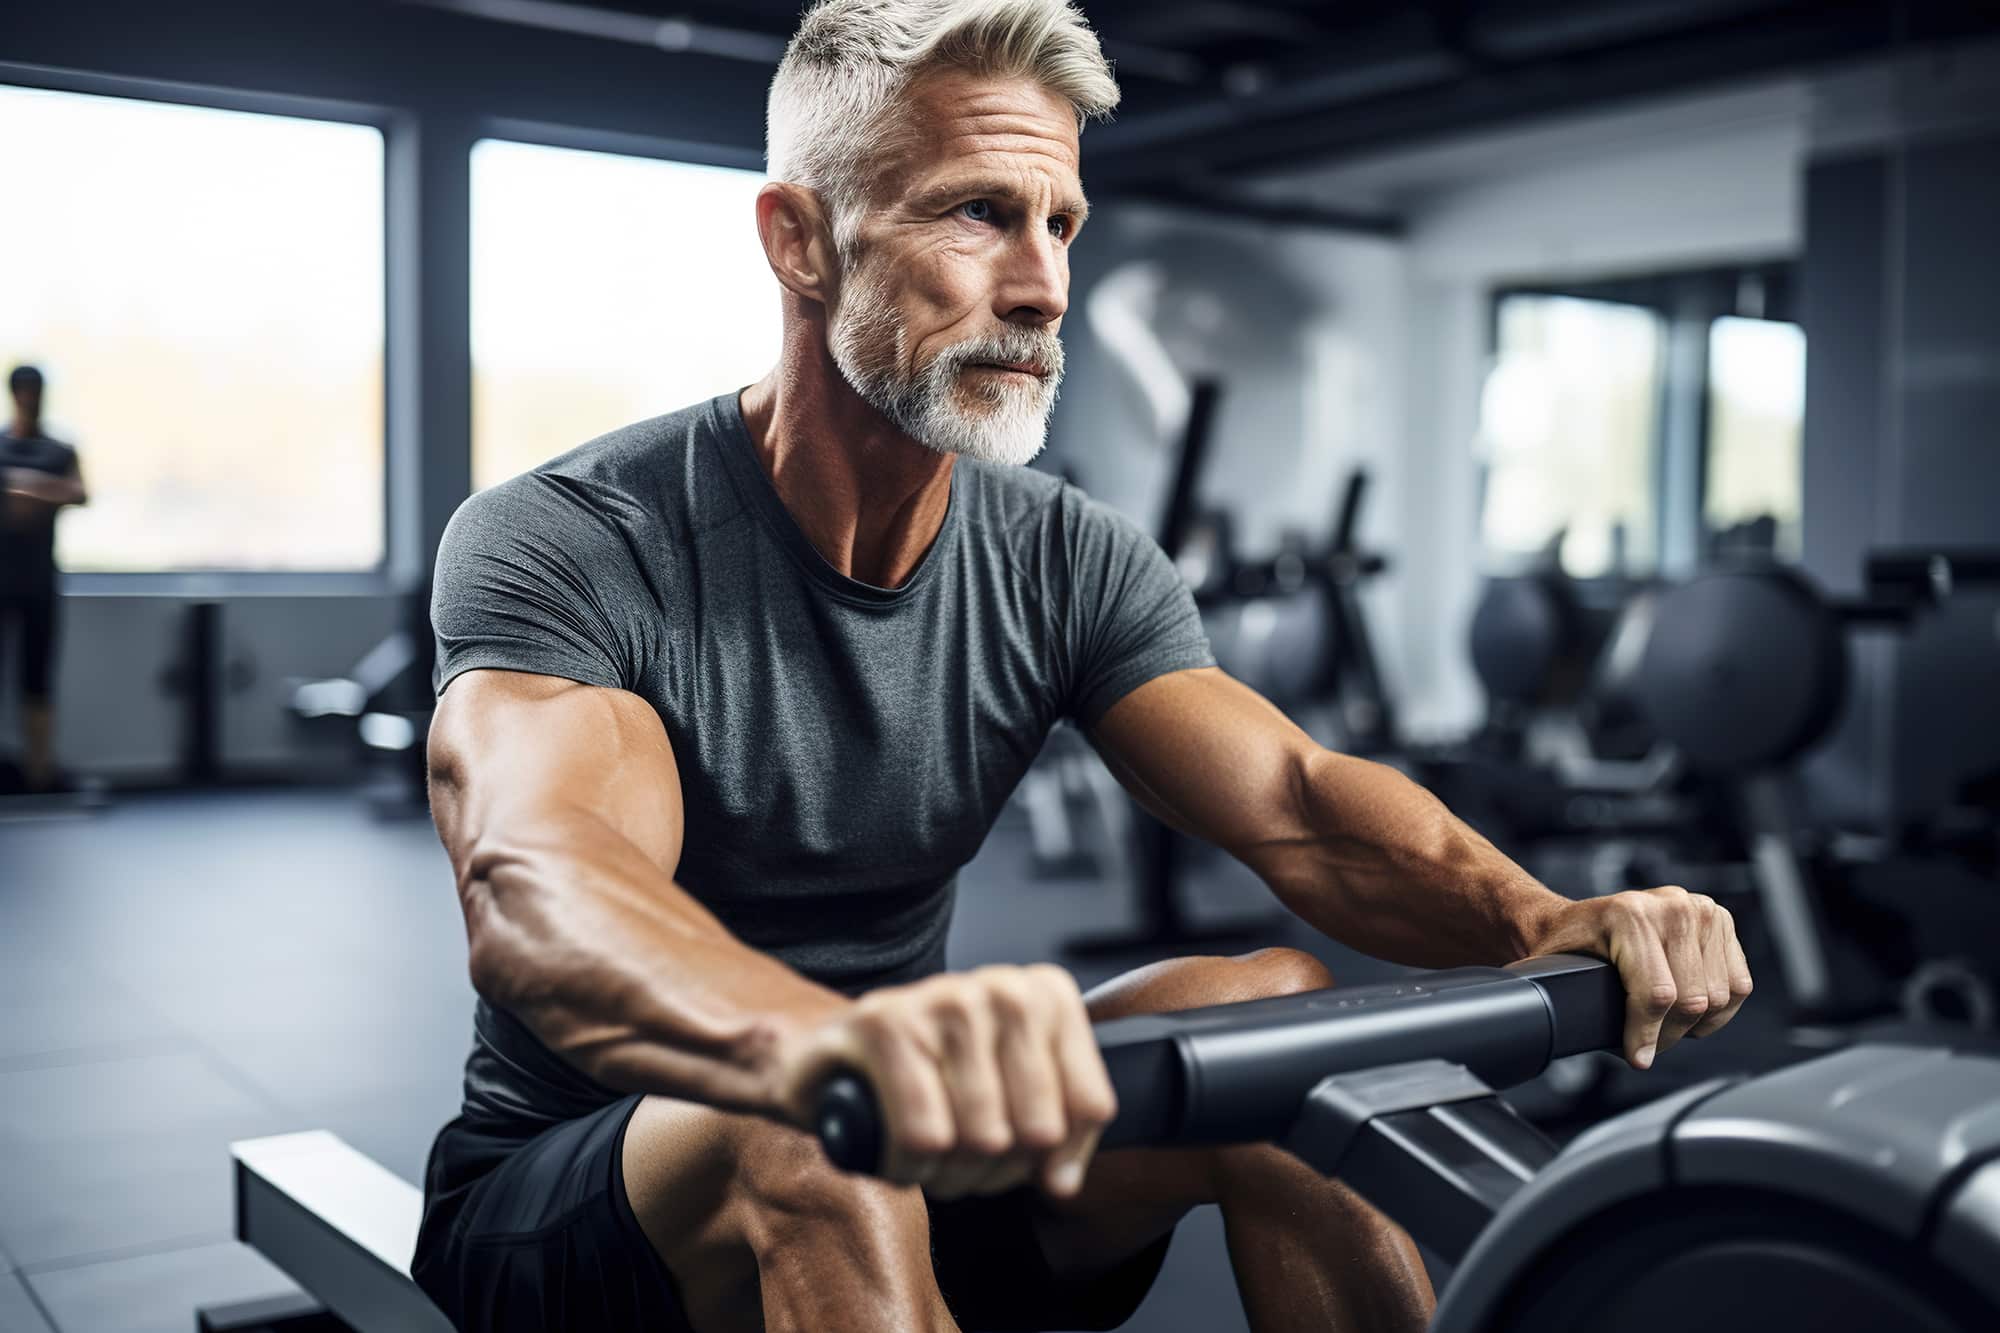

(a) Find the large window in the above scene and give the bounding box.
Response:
[470,140,780,491]
[0,85,384,572]
[1478,295,1665,577]
[1706,316,1805,559]
[1480,264,1803,576]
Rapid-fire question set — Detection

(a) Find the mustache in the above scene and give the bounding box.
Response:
[932,329,1065,381]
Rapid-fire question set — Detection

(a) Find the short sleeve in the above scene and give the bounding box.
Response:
[1062,490,1215,728]
[430,474,650,697]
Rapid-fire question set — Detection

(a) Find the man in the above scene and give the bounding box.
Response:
[1,364,87,793]
[414,2,1752,1330]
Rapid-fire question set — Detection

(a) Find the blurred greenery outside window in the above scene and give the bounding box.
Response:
[1705,315,1806,561]
[470,139,781,492]
[1478,277,1805,577]
[1478,294,1666,578]
[0,84,384,573]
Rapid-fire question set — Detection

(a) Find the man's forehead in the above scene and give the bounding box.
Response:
[898,71,1081,177]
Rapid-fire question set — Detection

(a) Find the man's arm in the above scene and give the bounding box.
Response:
[430,666,1116,1199]
[428,667,849,1114]
[2,464,86,506]
[1087,667,1753,1068]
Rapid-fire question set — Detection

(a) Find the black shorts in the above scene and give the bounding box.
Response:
[0,591,56,699]
[412,1096,1173,1333]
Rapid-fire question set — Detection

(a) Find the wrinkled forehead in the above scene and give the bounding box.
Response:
[875,70,1084,206]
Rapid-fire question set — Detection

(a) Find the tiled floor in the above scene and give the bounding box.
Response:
[2,788,1406,1332]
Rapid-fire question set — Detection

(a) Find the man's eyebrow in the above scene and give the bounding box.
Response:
[913,179,1091,222]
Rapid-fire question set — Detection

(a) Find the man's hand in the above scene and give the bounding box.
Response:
[769,964,1117,1202]
[1527,887,1754,1070]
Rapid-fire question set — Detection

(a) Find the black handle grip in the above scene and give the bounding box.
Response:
[815,1071,885,1175]
[812,956,1625,1173]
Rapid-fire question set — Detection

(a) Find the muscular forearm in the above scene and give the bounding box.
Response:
[1263,750,1566,969]
[458,803,848,1115]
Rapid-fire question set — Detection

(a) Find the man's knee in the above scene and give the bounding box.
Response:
[1084,945,1334,1020]
[624,1098,947,1331]
[1234,945,1336,999]
[724,1117,931,1261]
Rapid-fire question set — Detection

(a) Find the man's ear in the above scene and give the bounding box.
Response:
[757,182,839,307]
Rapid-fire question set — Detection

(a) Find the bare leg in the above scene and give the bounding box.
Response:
[1030,948,1435,1331]
[622,1096,960,1333]
[24,696,53,788]
[1215,1143,1432,1332]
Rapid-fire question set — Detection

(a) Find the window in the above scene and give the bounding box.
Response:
[1706,316,1805,559]
[0,84,384,573]
[1477,295,1665,577]
[470,140,780,491]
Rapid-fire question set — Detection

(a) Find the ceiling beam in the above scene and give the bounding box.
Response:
[1086,0,1943,188]
[1104,181,1405,237]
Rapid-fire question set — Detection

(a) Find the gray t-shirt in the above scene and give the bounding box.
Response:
[433,391,1212,1124]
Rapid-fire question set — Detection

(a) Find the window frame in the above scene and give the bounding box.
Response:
[464,116,768,492]
[1484,260,1799,580]
[0,62,396,596]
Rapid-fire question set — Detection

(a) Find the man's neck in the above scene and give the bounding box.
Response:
[739,352,955,591]
[7,418,33,440]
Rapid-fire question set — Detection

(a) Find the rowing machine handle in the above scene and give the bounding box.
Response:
[814,1071,885,1175]
[814,954,1621,1176]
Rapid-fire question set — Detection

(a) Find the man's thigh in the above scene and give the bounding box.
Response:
[413,1096,691,1333]
[620,948,1332,1333]
[1022,948,1338,1276]
[632,1092,1016,1333]
[620,1096,770,1332]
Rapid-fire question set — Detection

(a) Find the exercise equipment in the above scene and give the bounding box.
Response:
[159,600,249,787]
[198,1131,449,1333]
[1631,547,2000,1023]
[1032,377,1399,951]
[1056,379,1298,955]
[1017,720,1130,879]
[818,954,2000,1332]
[288,579,435,817]
[1183,469,1396,752]
[1413,558,1701,882]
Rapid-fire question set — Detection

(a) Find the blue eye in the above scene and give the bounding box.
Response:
[961,199,993,223]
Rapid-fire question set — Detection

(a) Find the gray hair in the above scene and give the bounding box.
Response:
[767,0,1120,256]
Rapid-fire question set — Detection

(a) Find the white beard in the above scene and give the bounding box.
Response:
[828,259,1064,467]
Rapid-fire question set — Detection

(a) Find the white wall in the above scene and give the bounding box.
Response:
[1045,202,1413,698]
[1384,111,1806,736]
[1399,117,1804,283]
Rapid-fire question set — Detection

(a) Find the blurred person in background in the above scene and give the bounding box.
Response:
[2,364,88,792]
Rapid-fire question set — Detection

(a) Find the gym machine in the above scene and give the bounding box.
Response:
[1407,541,1709,873]
[1630,547,2000,1026]
[1057,379,1397,956]
[819,953,2000,1332]
[1054,380,1289,953]
[287,578,435,817]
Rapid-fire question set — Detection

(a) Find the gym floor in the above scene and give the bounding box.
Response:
[0,790,1413,1333]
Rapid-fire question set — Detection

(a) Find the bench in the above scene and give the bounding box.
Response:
[196,1131,453,1333]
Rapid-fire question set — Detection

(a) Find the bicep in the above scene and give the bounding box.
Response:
[1086,666,1318,866]
[428,668,685,880]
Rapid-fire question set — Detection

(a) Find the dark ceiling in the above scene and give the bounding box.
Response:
[10,0,1992,235]
[451,0,1997,205]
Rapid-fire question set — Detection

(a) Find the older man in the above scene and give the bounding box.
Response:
[413,2,1753,1330]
